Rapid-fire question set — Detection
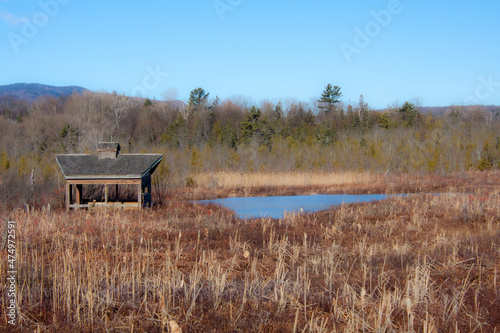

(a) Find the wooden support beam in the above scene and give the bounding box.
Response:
[75,184,82,210]
[141,173,152,208]
[138,184,142,209]
[65,182,71,211]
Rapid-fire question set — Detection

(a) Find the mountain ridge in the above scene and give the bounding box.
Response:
[0,83,88,102]
[1,83,498,115]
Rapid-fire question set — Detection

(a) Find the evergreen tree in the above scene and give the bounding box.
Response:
[240,106,263,143]
[318,84,342,113]
[188,88,210,114]
[398,101,420,127]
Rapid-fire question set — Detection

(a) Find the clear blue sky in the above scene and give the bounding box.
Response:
[1,0,499,109]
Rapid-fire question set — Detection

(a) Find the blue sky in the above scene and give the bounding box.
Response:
[1,0,499,109]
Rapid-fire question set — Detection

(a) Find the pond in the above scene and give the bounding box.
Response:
[197,194,405,219]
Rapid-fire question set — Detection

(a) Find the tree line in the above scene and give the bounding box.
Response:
[0,85,499,210]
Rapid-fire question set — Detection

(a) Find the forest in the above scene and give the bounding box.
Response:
[0,85,499,211]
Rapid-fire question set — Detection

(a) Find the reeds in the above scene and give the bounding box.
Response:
[0,185,499,332]
[192,171,378,188]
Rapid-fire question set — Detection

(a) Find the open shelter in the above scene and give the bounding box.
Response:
[56,142,163,210]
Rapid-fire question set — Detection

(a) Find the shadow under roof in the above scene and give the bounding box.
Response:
[55,153,163,179]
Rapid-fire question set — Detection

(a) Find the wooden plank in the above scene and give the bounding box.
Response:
[69,204,91,208]
[96,202,140,207]
[69,203,140,209]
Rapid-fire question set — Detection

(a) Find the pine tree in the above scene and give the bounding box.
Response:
[318,84,342,113]
[188,88,210,114]
[240,106,263,143]
[398,101,420,127]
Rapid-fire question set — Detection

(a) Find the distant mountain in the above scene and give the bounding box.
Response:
[375,105,500,117]
[128,96,187,110]
[418,105,500,117]
[0,83,88,102]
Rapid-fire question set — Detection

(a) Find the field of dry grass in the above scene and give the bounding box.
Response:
[1,172,499,332]
[192,171,380,189]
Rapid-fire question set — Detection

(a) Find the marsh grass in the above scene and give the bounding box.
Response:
[1,184,499,331]
[192,171,379,189]
[173,171,500,201]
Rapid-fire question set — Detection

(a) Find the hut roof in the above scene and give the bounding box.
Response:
[97,142,120,150]
[55,153,163,180]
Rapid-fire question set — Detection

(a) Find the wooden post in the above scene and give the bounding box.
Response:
[104,184,108,203]
[142,174,152,208]
[138,184,142,209]
[75,184,82,210]
[66,182,71,211]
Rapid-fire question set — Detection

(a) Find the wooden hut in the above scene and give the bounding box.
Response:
[56,142,163,210]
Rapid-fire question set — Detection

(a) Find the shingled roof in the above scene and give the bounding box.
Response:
[56,153,163,179]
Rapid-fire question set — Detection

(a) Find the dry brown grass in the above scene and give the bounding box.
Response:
[192,171,379,189]
[174,170,500,200]
[1,172,499,332]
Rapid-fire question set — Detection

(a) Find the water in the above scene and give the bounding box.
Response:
[197,194,405,219]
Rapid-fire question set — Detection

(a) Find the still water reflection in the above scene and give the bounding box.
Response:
[197,194,405,219]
